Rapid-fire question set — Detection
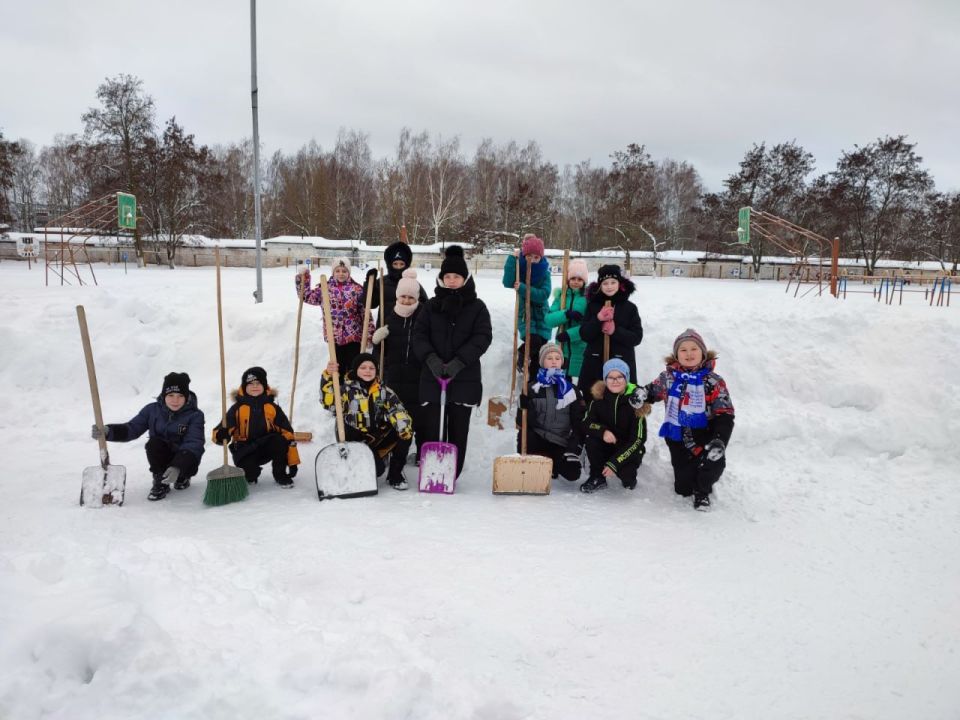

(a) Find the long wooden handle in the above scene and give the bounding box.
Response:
[521,259,533,456]
[508,252,521,405]
[603,299,612,363]
[378,260,386,380]
[360,273,376,353]
[216,248,229,466]
[289,276,306,423]
[77,305,110,468]
[559,249,570,334]
[320,275,347,443]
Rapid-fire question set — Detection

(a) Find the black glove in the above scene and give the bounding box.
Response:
[425,354,445,379]
[91,424,107,440]
[214,426,231,445]
[565,309,583,322]
[555,331,570,344]
[702,438,725,463]
[444,358,466,379]
[518,393,530,410]
[365,267,378,283]
[287,465,298,479]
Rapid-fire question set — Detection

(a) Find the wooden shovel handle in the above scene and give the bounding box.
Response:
[320,275,347,443]
[603,300,612,363]
[508,251,521,406]
[289,274,306,423]
[378,260,386,381]
[215,247,230,466]
[360,272,375,352]
[76,305,109,467]
[559,249,570,333]
[521,259,533,456]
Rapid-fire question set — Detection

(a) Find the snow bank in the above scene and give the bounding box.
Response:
[0,262,958,719]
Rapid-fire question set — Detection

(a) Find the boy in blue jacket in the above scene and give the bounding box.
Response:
[92,372,205,501]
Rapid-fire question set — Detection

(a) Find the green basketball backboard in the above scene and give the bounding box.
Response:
[118,192,137,230]
[737,207,750,245]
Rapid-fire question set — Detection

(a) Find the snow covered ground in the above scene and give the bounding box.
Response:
[1,260,958,720]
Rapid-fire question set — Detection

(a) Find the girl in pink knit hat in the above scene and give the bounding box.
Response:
[545,257,589,380]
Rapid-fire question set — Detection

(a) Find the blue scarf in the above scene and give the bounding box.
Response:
[659,366,710,441]
[533,368,577,410]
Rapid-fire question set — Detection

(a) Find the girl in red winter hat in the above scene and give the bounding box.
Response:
[501,234,552,378]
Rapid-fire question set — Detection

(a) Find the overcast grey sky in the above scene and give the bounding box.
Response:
[2,0,958,191]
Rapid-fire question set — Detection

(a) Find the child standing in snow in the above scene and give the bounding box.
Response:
[321,353,414,489]
[502,234,552,377]
[212,367,300,487]
[92,372,205,501]
[578,264,643,393]
[518,343,586,482]
[412,245,493,480]
[579,359,647,494]
[295,257,375,371]
[633,329,735,510]
[544,258,589,381]
[370,268,425,465]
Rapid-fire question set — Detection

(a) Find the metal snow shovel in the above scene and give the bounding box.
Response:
[315,274,378,500]
[418,377,457,494]
[492,261,552,495]
[487,250,520,428]
[77,305,126,507]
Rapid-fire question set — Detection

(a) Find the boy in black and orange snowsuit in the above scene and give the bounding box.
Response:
[212,366,300,486]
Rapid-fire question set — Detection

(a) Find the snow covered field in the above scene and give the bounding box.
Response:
[1,260,958,720]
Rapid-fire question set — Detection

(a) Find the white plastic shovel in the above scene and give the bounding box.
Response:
[77,305,126,507]
[315,274,378,500]
[419,377,457,494]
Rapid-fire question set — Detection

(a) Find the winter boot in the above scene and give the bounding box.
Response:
[693,492,711,511]
[174,476,190,490]
[148,475,170,501]
[276,475,294,488]
[579,477,607,494]
[388,471,409,491]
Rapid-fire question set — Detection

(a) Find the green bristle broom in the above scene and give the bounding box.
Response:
[204,248,249,506]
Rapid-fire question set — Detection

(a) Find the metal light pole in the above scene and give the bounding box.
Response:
[250,0,264,303]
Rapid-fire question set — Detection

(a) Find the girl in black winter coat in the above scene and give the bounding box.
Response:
[411,246,493,479]
[578,264,643,393]
[371,268,424,463]
[365,240,428,323]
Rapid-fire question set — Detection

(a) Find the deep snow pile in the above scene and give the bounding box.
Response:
[0,261,958,720]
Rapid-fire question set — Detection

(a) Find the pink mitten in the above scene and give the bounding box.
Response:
[597,306,614,321]
[602,320,615,335]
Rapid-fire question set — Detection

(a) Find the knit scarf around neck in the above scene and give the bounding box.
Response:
[658,365,710,441]
[533,368,577,409]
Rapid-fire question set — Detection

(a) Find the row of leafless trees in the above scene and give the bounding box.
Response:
[2,74,958,272]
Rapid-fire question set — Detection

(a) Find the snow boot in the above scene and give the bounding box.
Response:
[693,493,711,511]
[174,476,190,490]
[579,477,607,494]
[388,472,409,491]
[148,475,170,501]
[276,475,294,488]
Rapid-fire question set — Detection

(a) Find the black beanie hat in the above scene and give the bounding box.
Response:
[597,264,624,283]
[440,245,469,279]
[350,352,379,377]
[384,241,413,268]
[162,372,190,397]
[241,366,268,389]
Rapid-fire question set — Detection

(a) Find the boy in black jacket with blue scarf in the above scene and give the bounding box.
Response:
[634,329,735,510]
[91,372,205,501]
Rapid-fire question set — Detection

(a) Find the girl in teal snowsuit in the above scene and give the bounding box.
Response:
[545,257,589,380]
[502,234,552,376]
